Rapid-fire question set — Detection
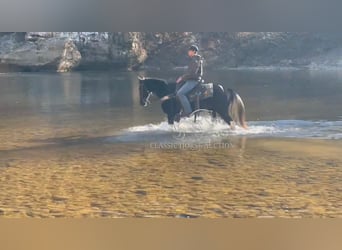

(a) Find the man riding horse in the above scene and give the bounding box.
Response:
[137,45,248,129]
[175,45,203,120]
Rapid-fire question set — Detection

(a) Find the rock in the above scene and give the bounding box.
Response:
[1,32,342,72]
[0,34,67,71]
[25,32,54,42]
[257,215,275,218]
[191,176,204,181]
[57,40,81,72]
[51,195,68,203]
[175,213,199,218]
[135,190,147,196]
[128,32,148,69]
[257,191,270,197]
[0,32,142,72]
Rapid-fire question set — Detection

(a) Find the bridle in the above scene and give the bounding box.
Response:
[143,91,153,107]
[139,76,153,107]
[138,76,173,106]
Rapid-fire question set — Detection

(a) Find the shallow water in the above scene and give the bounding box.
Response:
[0,69,341,218]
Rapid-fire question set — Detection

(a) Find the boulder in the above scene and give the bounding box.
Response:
[57,40,82,72]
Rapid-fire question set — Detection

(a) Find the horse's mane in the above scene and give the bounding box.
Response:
[144,77,168,85]
[143,77,177,96]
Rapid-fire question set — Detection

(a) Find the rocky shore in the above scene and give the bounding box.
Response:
[0,32,342,72]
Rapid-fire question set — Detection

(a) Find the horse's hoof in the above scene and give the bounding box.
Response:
[174,114,180,123]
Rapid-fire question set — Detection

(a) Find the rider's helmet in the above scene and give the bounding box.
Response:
[189,45,199,52]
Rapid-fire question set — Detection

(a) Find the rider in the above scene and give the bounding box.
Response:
[176,45,203,118]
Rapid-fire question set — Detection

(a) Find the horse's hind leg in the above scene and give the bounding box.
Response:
[217,111,234,129]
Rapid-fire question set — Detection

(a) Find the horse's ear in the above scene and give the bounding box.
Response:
[138,75,145,81]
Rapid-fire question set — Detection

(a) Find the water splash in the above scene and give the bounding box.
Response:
[111,117,342,143]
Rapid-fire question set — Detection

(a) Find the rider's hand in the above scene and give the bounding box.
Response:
[176,77,182,84]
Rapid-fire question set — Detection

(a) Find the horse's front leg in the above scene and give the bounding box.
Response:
[211,111,217,122]
[167,114,175,125]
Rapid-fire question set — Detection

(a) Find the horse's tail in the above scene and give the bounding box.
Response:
[226,89,248,129]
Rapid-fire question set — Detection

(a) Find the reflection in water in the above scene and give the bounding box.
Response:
[0,72,139,113]
[1,69,341,121]
[0,70,341,218]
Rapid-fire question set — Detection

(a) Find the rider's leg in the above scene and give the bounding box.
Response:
[176,80,198,116]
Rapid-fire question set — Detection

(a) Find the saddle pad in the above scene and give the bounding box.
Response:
[188,83,214,101]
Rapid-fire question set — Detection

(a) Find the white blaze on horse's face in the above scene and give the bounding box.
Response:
[143,92,153,107]
[138,76,151,107]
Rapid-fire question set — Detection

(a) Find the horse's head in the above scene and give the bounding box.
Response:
[138,76,153,107]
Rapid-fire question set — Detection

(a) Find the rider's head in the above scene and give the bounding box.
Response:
[188,45,199,57]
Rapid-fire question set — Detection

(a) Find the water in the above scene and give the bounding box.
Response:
[1,69,341,145]
[0,69,341,218]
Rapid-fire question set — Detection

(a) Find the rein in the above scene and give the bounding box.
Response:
[160,94,174,103]
[145,93,173,106]
[140,78,175,106]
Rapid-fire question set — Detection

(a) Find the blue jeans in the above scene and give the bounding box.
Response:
[176,80,198,115]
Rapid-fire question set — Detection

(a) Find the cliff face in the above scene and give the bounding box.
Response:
[0,32,341,72]
[0,32,144,72]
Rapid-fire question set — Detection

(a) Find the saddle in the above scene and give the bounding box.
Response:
[162,82,214,110]
[187,82,213,103]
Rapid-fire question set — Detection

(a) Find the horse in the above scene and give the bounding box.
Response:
[138,76,247,129]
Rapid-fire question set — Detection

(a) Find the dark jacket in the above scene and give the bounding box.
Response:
[181,54,203,82]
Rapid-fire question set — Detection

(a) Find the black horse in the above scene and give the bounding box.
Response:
[138,76,247,129]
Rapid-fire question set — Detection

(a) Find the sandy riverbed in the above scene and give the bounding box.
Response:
[0,137,341,218]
